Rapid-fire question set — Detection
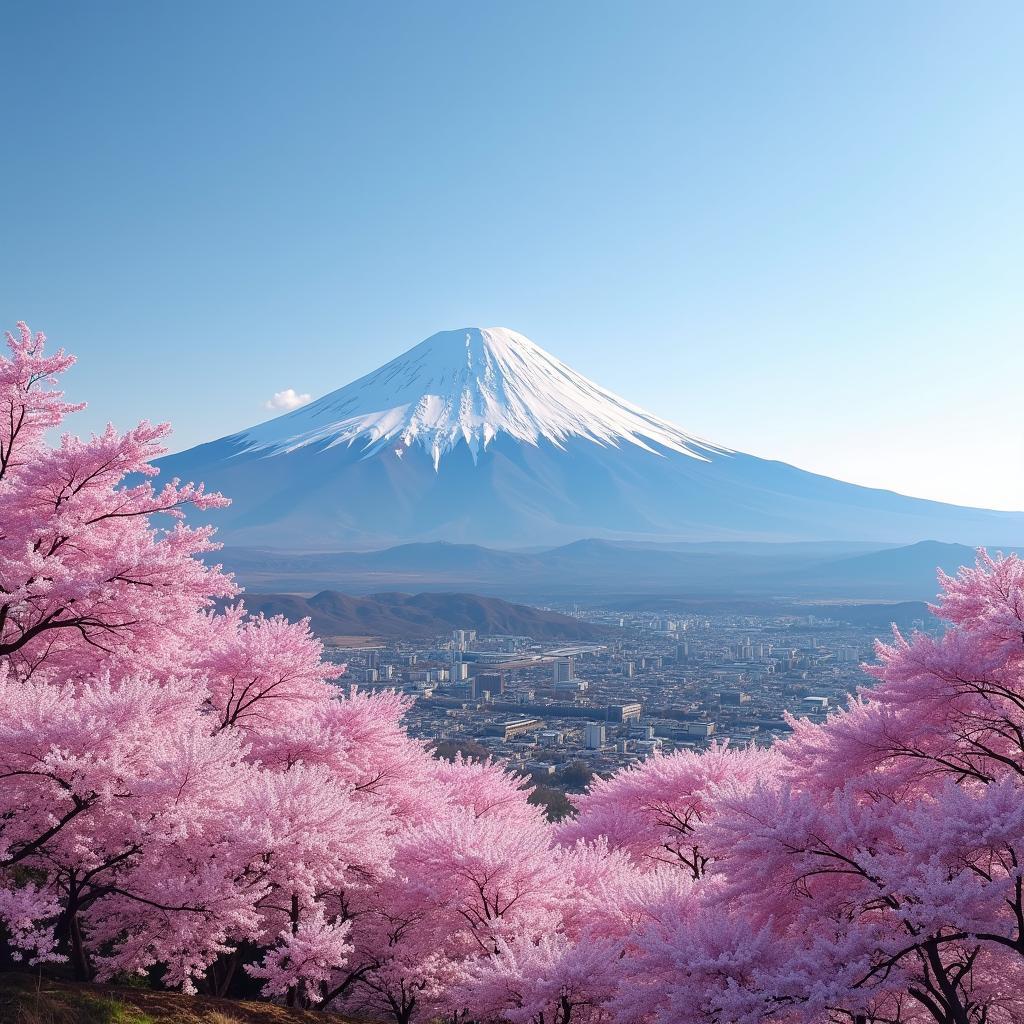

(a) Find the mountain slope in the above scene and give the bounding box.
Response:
[158,327,1024,549]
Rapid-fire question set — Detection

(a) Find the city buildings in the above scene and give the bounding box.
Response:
[325,603,937,785]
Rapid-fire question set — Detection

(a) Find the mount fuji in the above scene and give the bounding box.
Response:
[157,327,1024,550]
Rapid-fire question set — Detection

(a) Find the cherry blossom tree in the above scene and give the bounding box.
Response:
[0,325,398,993]
[246,909,354,1006]
[0,666,255,981]
[330,773,566,1024]
[459,934,618,1024]
[784,550,1024,794]
[0,324,234,685]
[198,604,343,732]
[763,552,1024,1022]
[559,743,780,878]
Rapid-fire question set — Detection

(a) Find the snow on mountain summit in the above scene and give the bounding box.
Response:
[237,327,726,469]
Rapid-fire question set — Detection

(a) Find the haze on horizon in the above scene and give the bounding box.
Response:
[1,1,1022,510]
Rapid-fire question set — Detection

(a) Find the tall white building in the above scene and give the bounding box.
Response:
[552,657,574,683]
[452,629,476,652]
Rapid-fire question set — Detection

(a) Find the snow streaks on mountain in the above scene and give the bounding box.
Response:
[236,327,726,469]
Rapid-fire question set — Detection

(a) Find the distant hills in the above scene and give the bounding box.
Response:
[218,538,1016,603]
[238,591,607,641]
[774,540,1007,598]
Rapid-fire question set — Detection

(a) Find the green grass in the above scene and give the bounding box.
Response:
[70,993,157,1024]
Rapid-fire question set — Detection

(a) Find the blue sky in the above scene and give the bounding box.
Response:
[2,1,1022,508]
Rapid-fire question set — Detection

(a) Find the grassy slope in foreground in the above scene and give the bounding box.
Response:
[0,972,358,1024]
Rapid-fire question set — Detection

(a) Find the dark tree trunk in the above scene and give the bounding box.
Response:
[53,883,92,983]
[285,892,300,1008]
[207,949,240,998]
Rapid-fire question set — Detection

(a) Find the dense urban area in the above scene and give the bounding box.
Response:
[326,605,939,816]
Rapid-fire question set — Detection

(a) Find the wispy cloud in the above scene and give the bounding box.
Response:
[265,387,312,411]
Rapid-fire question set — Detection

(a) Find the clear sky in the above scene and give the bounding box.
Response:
[2,1,1022,509]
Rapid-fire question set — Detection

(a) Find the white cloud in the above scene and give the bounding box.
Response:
[265,387,312,411]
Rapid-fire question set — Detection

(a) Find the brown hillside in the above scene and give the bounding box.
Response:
[0,972,362,1024]
[240,591,606,641]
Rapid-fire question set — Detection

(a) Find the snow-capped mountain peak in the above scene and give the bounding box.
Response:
[236,327,725,469]
[158,325,1024,550]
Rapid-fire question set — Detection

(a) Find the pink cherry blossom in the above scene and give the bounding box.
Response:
[559,742,780,877]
